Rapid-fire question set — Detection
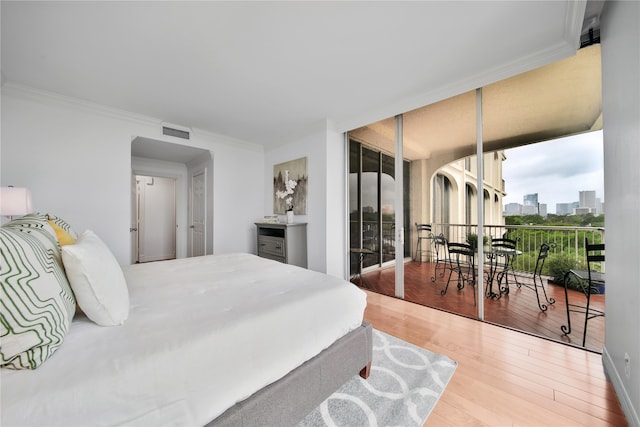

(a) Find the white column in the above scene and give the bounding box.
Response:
[476,88,485,320]
[395,114,404,299]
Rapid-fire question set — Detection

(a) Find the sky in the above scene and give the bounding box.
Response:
[501,130,604,214]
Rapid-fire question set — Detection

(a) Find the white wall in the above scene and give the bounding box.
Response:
[1,84,264,265]
[601,2,640,425]
[324,126,347,278]
[264,121,347,276]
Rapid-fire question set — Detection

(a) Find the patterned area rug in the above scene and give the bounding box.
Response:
[298,329,457,427]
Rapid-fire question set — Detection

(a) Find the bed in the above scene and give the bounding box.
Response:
[0,214,371,426]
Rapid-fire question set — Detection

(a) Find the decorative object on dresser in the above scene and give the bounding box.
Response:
[256,222,307,268]
[274,157,307,215]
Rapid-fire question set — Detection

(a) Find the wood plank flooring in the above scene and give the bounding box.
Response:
[363,290,627,426]
[357,260,605,351]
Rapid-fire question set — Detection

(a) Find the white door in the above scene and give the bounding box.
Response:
[137,175,177,262]
[130,174,139,263]
[191,170,206,257]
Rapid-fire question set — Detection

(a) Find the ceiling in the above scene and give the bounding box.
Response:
[350,44,602,161]
[1,1,596,149]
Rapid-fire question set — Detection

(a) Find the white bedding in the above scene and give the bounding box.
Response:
[1,253,367,427]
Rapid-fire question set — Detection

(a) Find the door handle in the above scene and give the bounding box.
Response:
[129,227,138,232]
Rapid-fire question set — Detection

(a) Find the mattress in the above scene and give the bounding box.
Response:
[1,253,367,426]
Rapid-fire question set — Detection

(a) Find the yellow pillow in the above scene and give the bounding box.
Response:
[48,220,76,246]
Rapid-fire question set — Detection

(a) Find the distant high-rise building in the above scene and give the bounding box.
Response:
[523,193,538,207]
[522,193,539,214]
[503,202,522,216]
[539,203,547,217]
[579,191,597,210]
[556,202,574,215]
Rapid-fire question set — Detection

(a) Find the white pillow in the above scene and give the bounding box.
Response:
[61,230,129,326]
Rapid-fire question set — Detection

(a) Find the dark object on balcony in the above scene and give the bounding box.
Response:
[441,242,476,305]
[414,223,432,264]
[561,239,605,347]
[515,243,556,311]
[431,234,450,282]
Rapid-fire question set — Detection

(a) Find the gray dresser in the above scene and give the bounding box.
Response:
[255,222,307,268]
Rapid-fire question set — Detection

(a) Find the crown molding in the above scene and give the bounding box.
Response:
[565,0,588,50]
[1,82,161,127]
[1,81,263,153]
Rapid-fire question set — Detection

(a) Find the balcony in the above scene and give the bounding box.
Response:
[355,223,606,352]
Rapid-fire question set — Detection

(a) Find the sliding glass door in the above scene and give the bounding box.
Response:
[348,91,481,316]
[349,139,409,296]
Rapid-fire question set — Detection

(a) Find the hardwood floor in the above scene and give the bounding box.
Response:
[358,260,605,351]
[363,290,627,426]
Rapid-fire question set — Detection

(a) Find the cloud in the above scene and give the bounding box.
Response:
[502,130,604,212]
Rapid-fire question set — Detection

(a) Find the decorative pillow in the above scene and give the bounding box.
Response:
[48,220,76,246]
[61,230,129,326]
[46,213,78,240]
[0,223,76,370]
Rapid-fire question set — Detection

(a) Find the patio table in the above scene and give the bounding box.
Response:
[483,246,522,299]
[350,248,375,289]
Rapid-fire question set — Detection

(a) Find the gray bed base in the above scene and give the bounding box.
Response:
[208,321,373,427]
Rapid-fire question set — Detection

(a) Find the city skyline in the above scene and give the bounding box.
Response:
[502,130,604,214]
[504,189,603,216]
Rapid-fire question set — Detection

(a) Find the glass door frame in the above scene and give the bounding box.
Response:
[346,91,487,319]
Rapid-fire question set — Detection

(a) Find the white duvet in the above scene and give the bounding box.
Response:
[1,253,367,427]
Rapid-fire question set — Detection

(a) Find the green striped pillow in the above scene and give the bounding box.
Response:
[1,215,76,369]
[46,213,78,240]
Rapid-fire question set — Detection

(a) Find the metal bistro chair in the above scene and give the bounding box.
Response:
[431,234,450,282]
[441,241,476,305]
[489,237,519,295]
[515,242,556,312]
[561,239,605,347]
[414,223,432,264]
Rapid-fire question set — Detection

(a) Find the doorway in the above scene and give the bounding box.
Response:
[135,175,176,263]
[190,168,206,257]
[131,136,214,262]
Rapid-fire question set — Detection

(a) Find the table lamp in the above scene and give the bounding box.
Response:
[0,186,33,221]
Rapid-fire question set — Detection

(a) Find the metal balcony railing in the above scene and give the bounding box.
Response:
[430,223,605,277]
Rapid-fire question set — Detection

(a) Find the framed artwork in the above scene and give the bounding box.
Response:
[273,157,307,214]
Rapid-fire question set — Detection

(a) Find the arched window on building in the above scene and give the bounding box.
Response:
[465,183,476,224]
[484,189,491,223]
[433,173,451,228]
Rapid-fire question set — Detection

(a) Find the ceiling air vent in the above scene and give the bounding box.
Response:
[162,124,190,140]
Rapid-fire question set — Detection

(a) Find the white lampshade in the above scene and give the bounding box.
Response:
[0,187,33,218]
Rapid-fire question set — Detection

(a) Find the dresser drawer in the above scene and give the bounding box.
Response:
[258,236,285,258]
[255,222,307,268]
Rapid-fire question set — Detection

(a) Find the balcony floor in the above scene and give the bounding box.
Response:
[356,260,605,352]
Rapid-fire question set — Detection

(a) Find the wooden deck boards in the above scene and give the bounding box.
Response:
[358,260,605,351]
